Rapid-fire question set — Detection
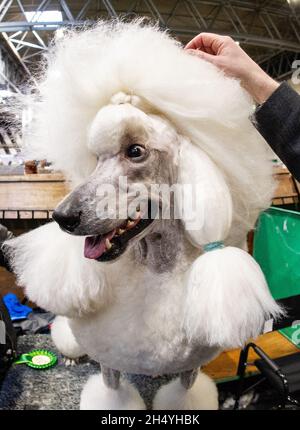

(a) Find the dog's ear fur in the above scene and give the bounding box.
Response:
[3,223,110,317]
[177,137,232,246]
[178,139,283,348]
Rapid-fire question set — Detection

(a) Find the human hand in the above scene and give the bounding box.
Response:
[185,33,279,104]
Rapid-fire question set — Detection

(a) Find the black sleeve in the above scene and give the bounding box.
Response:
[253,82,300,181]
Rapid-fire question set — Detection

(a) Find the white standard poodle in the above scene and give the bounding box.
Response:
[5,20,282,410]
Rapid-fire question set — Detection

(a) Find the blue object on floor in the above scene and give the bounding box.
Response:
[3,293,32,321]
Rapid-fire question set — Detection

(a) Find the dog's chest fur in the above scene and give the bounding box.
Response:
[70,226,219,375]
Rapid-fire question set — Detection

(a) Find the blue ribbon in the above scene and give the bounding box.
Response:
[203,241,225,252]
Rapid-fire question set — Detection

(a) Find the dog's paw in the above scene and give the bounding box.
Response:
[63,357,80,367]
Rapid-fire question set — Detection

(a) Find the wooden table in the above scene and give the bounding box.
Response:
[0,173,69,219]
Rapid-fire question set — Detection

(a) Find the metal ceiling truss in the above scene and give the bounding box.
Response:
[0,0,299,80]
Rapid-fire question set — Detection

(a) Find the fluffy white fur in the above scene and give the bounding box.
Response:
[51,316,85,359]
[183,247,282,348]
[80,374,145,410]
[179,139,233,243]
[5,20,283,409]
[153,371,218,410]
[6,222,111,317]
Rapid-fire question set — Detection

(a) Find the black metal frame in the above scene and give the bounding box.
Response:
[234,342,300,409]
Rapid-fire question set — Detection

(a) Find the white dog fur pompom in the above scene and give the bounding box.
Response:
[183,247,283,348]
[179,139,283,348]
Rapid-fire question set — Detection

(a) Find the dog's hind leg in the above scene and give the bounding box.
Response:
[80,365,145,410]
[180,368,199,389]
[51,316,85,364]
[153,368,219,410]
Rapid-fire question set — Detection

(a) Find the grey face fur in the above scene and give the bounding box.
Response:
[53,103,184,271]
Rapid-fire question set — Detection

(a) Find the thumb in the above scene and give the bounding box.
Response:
[186,49,218,65]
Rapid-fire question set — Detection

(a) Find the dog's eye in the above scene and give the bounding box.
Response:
[126,144,146,160]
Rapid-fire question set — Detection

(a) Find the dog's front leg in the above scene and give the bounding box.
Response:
[51,316,85,364]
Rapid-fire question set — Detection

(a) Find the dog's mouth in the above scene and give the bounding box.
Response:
[84,203,155,262]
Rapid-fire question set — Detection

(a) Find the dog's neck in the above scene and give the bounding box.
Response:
[134,219,197,274]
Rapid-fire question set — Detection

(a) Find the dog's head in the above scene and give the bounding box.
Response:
[53,93,181,262]
[26,20,274,259]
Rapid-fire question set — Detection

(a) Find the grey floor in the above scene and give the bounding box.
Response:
[2,334,293,410]
[0,334,174,410]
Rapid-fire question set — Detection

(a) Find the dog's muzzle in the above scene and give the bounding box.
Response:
[52,210,81,233]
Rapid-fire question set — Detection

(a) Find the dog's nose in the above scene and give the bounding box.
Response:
[52,210,81,232]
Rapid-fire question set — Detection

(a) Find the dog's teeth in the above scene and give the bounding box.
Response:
[105,238,112,249]
[118,228,125,235]
[127,220,134,228]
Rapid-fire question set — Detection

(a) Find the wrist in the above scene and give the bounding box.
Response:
[241,70,279,104]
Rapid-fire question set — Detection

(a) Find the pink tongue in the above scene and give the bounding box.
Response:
[84,229,116,260]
